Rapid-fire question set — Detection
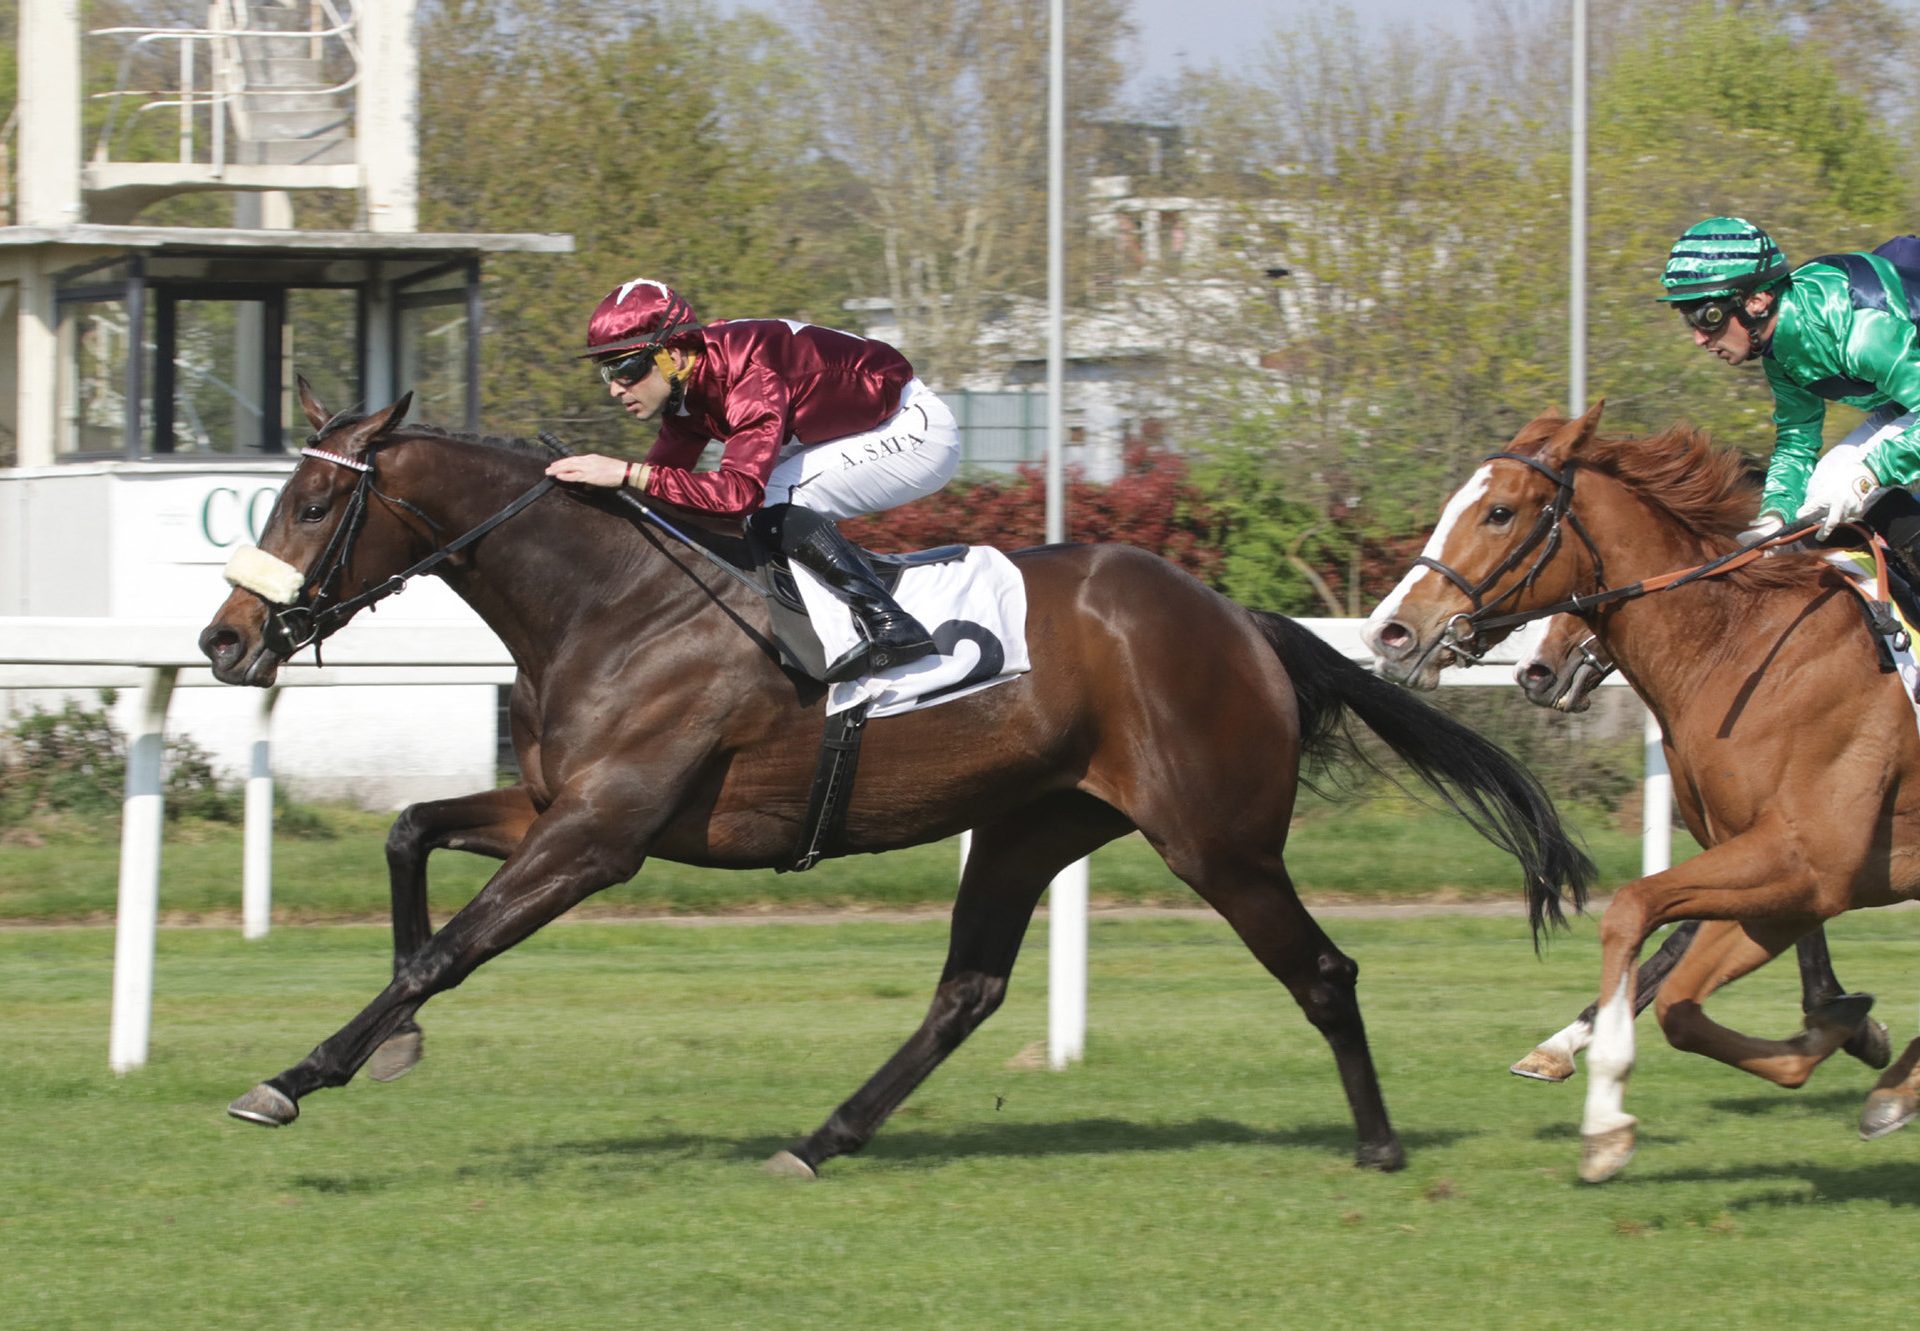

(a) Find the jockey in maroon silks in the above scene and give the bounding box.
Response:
[546,279,961,681]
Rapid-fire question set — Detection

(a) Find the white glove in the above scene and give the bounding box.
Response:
[1736,513,1784,548]
[1797,459,1882,539]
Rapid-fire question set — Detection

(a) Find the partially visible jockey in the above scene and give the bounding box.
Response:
[1658,216,1920,575]
[546,279,961,681]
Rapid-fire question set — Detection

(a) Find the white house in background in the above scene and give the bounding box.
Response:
[852,122,1296,483]
[0,1,571,806]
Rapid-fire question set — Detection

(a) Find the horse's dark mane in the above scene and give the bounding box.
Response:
[394,421,556,462]
[1506,416,1822,592]
[313,410,556,465]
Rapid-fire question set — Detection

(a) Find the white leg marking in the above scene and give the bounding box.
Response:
[1581,974,1637,1135]
[1541,1015,1594,1062]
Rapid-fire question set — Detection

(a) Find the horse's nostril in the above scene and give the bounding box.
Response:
[1523,664,1552,685]
[200,626,241,665]
[1379,623,1410,650]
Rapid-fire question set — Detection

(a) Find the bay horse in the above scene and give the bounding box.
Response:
[1506,615,1890,1084]
[1363,402,1920,1182]
[195,383,1594,1176]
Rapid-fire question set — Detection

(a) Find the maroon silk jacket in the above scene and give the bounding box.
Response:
[640,320,914,515]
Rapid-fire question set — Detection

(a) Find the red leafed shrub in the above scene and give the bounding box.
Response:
[842,445,1221,582]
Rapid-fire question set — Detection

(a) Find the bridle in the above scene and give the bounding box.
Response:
[1545,631,1616,711]
[1405,449,1840,680]
[232,438,556,663]
[1406,451,1609,674]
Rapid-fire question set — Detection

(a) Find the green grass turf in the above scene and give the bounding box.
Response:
[1,909,1914,1329]
[0,793,1662,922]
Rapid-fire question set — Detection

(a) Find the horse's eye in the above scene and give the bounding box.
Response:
[1487,505,1515,525]
[299,503,328,523]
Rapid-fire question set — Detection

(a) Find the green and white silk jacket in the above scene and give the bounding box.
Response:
[1759,253,1920,520]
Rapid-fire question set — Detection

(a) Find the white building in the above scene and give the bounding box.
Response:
[854,122,1294,484]
[0,1,570,806]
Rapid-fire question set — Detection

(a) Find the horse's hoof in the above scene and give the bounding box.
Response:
[1806,992,1875,1037]
[367,1028,424,1083]
[1355,1138,1407,1172]
[227,1083,298,1127]
[1578,1122,1636,1183]
[1510,1047,1576,1083]
[1843,1017,1893,1071]
[762,1150,818,1180]
[1859,1089,1918,1141]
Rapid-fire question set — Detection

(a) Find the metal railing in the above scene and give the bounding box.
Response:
[88,1,360,172]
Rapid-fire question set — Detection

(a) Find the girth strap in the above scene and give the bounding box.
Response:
[783,701,872,873]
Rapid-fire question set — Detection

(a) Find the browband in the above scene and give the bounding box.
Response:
[301,447,371,473]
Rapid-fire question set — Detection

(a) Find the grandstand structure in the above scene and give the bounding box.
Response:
[0,1,571,805]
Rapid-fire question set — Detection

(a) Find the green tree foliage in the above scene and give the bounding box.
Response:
[796,0,1134,385]
[1166,0,1915,608]
[413,0,880,447]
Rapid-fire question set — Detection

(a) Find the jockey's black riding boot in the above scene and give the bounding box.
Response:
[1865,487,1920,587]
[753,504,936,682]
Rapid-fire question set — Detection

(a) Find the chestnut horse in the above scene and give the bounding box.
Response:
[197,385,1593,1176]
[1506,615,1890,1084]
[1364,403,1920,1182]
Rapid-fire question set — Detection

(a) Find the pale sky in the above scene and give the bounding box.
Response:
[1123,0,1471,98]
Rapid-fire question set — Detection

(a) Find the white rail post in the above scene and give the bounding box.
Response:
[1047,858,1088,1068]
[1642,709,1672,876]
[108,666,178,1074]
[242,686,281,939]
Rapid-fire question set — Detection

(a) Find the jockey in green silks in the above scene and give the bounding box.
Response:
[1659,216,1920,568]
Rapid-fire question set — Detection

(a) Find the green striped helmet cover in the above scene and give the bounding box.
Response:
[1658,217,1790,302]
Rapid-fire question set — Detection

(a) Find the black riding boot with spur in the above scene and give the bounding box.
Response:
[751,503,936,682]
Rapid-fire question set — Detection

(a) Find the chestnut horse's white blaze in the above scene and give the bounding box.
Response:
[1365,465,1493,636]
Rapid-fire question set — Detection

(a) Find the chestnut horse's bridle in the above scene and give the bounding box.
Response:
[1406,450,1835,678]
[1407,451,1610,671]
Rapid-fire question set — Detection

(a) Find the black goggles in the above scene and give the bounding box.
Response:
[596,351,656,386]
[1678,297,1742,335]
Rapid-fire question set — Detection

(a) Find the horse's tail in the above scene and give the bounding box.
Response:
[1252,610,1593,944]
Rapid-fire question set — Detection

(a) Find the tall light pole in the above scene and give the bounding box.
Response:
[1044,0,1087,1071]
[1569,0,1587,414]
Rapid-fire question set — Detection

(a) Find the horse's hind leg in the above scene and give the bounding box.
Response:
[1512,921,1703,1082]
[369,785,539,1081]
[1793,926,1890,1069]
[1653,918,1871,1089]
[769,794,1128,1179]
[1178,856,1403,1171]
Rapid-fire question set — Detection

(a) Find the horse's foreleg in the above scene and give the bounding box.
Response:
[771,796,1125,1179]
[1580,834,1816,1183]
[1511,921,1703,1082]
[1861,1037,1920,1140]
[1791,926,1891,1070]
[370,785,541,1081]
[229,796,644,1127]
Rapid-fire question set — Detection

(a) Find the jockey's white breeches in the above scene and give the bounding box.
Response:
[764,378,960,520]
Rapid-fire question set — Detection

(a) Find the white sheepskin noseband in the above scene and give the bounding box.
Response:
[223,545,306,606]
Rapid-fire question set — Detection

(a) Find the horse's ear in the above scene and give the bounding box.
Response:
[371,391,413,438]
[296,376,329,432]
[1542,399,1606,468]
[338,392,413,454]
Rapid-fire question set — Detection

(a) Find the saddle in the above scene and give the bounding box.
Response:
[740,526,969,683]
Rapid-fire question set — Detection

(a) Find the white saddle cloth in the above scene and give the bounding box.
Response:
[793,546,1030,719]
[1828,551,1920,720]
